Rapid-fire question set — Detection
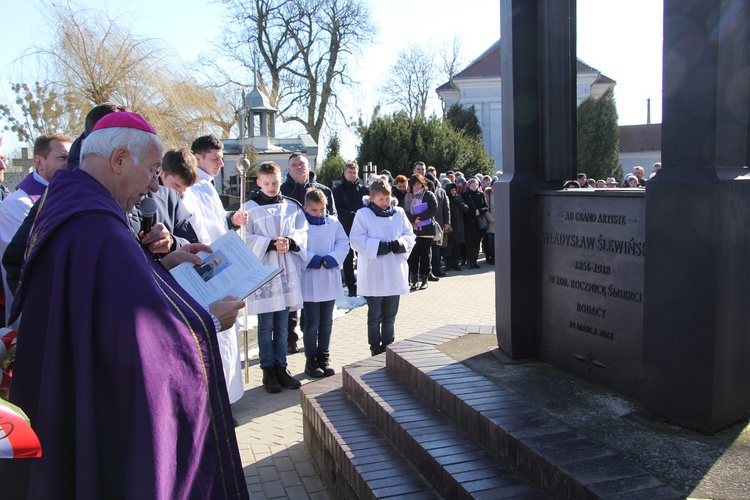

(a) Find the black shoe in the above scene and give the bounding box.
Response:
[427,273,440,282]
[305,355,325,378]
[317,352,335,377]
[419,275,429,289]
[409,273,418,290]
[433,271,447,278]
[287,342,299,354]
[275,365,301,389]
[262,367,281,393]
[370,346,384,356]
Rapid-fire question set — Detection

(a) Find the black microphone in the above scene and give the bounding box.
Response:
[139,197,158,237]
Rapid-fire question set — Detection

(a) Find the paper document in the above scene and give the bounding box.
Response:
[169,231,282,307]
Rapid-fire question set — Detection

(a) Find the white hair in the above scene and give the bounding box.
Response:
[81,127,161,167]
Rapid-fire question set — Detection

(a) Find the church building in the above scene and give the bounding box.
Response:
[436,39,616,169]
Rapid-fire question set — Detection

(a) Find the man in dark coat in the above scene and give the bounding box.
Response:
[332,162,368,296]
[281,152,336,352]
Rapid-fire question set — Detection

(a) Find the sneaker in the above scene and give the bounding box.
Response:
[275,365,301,389]
[305,355,325,378]
[262,367,281,393]
[287,342,299,354]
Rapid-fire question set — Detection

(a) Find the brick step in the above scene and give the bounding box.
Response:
[342,356,548,499]
[385,329,683,499]
[300,369,440,499]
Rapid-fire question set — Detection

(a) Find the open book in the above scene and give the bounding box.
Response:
[169,231,282,307]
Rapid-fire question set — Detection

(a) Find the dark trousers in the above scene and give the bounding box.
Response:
[365,295,400,350]
[288,309,304,344]
[431,241,442,273]
[408,237,432,277]
[343,247,356,291]
[485,232,495,264]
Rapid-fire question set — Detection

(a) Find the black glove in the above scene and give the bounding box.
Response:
[377,240,392,255]
[388,240,400,253]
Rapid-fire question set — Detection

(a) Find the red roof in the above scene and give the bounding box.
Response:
[618,124,661,152]
[437,40,615,91]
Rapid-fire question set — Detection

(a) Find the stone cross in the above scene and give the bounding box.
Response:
[12,148,34,173]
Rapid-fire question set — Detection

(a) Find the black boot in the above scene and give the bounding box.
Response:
[305,355,324,378]
[466,248,479,269]
[409,273,418,290]
[262,367,281,393]
[317,352,335,377]
[419,274,429,290]
[275,364,301,389]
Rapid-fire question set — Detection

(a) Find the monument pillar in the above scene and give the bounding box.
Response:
[496,0,576,357]
[642,0,750,433]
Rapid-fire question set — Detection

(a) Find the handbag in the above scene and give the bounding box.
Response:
[433,220,444,243]
[476,214,489,231]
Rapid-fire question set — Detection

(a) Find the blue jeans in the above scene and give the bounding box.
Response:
[257,308,289,369]
[365,295,400,350]
[302,300,335,356]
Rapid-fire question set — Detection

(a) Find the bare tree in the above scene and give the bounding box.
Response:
[0,82,83,146]
[219,0,375,143]
[4,4,239,148]
[380,43,439,119]
[439,35,467,80]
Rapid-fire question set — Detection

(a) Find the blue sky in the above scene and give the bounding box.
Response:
[0,0,662,156]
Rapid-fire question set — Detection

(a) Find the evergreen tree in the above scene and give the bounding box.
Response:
[324,135,341,162]
[445,104,482,140]
[316,156,347,189]
[317,134,346,188]
[577,87,622,182]
[356,112,494,177]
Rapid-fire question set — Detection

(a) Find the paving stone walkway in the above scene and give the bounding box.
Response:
[232,261,497,498]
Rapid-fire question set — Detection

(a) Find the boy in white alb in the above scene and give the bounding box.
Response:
[243,161,308,393]
[182,135,248,406]
[300,188,350,377]
[350,178,416,356]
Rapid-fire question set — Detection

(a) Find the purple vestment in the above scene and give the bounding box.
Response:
[0,169,248,499]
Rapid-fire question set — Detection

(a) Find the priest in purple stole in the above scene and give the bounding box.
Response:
[0,113,248,499]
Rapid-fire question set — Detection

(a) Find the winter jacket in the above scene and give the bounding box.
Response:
[332,174,368,233]
[404,189,438,238]
[280,175,337,215]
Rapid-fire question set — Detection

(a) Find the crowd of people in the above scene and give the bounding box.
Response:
[562,163,661,189]
[0,101,504,497]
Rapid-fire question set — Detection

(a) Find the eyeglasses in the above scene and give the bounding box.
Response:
[149,167,162,182]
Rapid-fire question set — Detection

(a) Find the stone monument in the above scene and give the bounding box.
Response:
[496,0,750,433]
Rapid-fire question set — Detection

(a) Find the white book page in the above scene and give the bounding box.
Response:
[169,231,281,307]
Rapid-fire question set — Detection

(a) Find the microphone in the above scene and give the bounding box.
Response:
[139,197,158,236]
